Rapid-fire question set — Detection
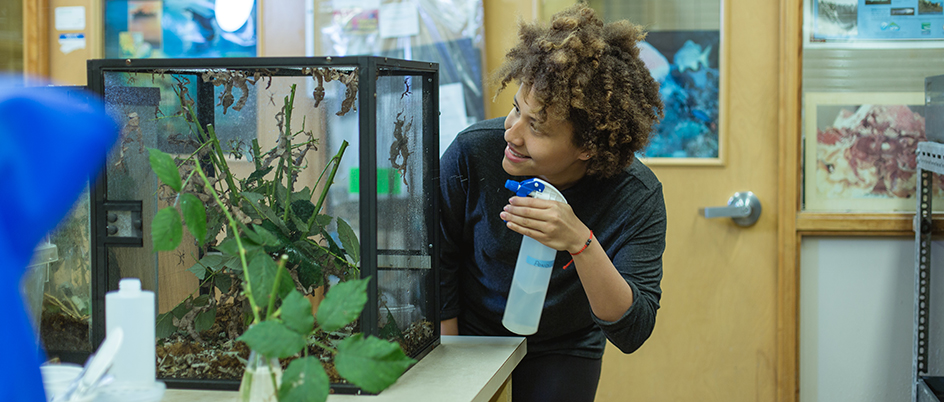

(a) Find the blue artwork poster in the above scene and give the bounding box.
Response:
[811,0,944,41]
[639,30,720,159]
[104,0,257,58]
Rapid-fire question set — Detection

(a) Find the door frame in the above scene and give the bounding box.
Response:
[22,0,48,79]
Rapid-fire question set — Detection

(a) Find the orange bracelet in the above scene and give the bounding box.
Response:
[562,231,593,270]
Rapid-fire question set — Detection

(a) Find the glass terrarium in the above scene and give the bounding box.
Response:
[24,87,98,364]
[85,56,440,393]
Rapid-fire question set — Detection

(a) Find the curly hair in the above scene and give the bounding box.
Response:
[492,3,664,178]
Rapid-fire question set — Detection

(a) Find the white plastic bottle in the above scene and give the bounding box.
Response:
[502,178,567,335]
[105,278,156,388]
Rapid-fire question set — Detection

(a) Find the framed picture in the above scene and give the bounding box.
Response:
[637,30,722,165]
[803,92,944,211]
[104,0,258,58]
[804,0,944,48]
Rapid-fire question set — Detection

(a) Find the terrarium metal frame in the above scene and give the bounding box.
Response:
[84,56,441,393]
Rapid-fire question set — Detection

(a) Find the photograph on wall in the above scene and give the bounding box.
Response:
[105,0,257,58]
[808,0,944,43]
[638,30,720,161]
[804,92,944,211]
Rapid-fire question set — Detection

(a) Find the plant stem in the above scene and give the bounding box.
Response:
[311,338,337,355]
[192,159,262,324]
[266,255,289,320]
[180,98,242,207]
[310,140,349,226]
[206,124,242,206]
[281,85,297,222]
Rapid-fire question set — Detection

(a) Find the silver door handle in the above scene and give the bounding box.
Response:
[700,192,762,227]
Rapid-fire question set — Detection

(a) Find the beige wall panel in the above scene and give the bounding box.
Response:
[48,0,99,85]
[260,0,306,57]
[482,0,536,120]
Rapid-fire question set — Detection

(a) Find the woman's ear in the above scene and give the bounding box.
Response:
[579,151,592,161]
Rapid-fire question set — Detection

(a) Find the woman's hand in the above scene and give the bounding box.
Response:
[499,196,590,253]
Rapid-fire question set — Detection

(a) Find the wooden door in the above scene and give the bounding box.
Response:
[594,0,788,400]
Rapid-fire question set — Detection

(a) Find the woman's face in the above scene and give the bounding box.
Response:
[502,86,589,190]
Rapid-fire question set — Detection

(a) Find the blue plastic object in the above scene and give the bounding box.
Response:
[505,178,545,198]
[0,81,118,401]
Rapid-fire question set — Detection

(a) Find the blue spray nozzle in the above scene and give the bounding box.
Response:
[505,179,545,197]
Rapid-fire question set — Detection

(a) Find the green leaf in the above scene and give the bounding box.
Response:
[193,294,211,307]
[243,192,290,234]
[379,310,403,340]
[307,214,333,237]
[316,278,368,332]
[246,166,274,185]
[200,253,225,267]
[214,273,233,293]
[278,356,329,402]
[156,311,176,339]
[245,225,281,248]
[223,254,244,273]
[237,321,306,358]
[246,253,294,306]
[195,307,216,333]
[172,297,191,319]
[275,183,290,210]
[246,253,279,305]
[242,191,266,205]
[290,199,316,224]
[147,148,182,192]
[281,290,314,334]
[187,262,207,280]
[336,218,360,264]
[180,193,207,246]
[217,237,262,261]
[152,207,183,251]
[335,334,415,393]
[290,215,310,239]
[287,242,322,289]
[205,208,226,245]
[292,187,313,202]
[216,238,241,257]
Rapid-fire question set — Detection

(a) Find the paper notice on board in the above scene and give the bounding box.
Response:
[58,34,86,54]
[55,6,86,31]
[439,82,469,156]
[333,0,380,10]
[379,2,420,38]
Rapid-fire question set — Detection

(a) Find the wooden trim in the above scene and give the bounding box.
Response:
[796,212,944,234]
[89,0,102,58]
[798,231,916,237]
[22,0,48,79]
[638,157,725,167]
[777,0,803,400]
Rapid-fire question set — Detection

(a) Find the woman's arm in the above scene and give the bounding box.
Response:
[441,317,459,335]
[500,197,633,321]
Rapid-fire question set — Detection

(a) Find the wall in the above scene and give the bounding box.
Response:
[800,237,944,401]
[47,0,100,85]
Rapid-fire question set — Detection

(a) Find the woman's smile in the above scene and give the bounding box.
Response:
[505,145,530,162]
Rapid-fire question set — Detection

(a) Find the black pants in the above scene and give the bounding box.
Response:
[511,353,603,402]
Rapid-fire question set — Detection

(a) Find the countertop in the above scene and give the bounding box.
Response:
[160,335,526,402]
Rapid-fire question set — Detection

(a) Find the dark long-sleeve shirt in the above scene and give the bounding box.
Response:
[439,118,667,358]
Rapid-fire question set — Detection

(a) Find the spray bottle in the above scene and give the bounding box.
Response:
[105,278,156,387]
[502,178,568,335]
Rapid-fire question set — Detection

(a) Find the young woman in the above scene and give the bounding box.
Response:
[439,4,666,401]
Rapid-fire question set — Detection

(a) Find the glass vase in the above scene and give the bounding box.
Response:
[238,350,282,402]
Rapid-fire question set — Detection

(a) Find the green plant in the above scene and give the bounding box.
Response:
[148,79,415,401]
